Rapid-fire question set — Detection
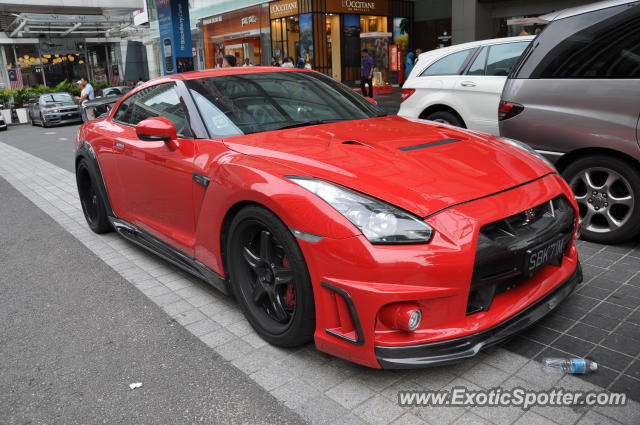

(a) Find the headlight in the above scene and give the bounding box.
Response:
[497,137,556,171]
[287,177,434,244]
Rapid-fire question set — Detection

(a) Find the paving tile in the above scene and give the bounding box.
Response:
[516,361,564,389]
[411,366,456,391]
[411,404,465,425]
[513,410,559,425]
[214,338,255,361]
[162,299,194,316]
[472,404,524,425]
[576,284,612,301]
[537,313,578,333]
[589,346,634,373]
[609,375,640,403]
[250,363,296,391]
[521,325,563,345]
[566,322,609,344]
[532,403,585,425]
[270,379,321,409]
[184,318,220,336]
[580,313,623,332]
[614,321,640,342]
[580,365,619,389]
[600,333,638,356]
[294,395,349,425]
[325,377,376,409]
[453,411,492,425]
[390,412,426,425]
[575,410,623,425]
[593,399,640,425]
[199,328,236,348]
[483,347,529,374]
[627,359,640,380]
[502,336,547,358]
[551,334,596,358]
[353,394,407,425]
[174,308,207,326]
[463,361,510,389]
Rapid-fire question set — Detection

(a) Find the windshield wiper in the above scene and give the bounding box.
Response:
[274,119,344,130]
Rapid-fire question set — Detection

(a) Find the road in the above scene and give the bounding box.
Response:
[1,123,639,425]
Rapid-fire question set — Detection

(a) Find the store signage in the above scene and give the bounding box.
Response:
[156,0,194,75]
[241,15,258,26]
[269,0,298,19]
[390,44,398,71]
[202,15,223,25]
[326,0,388,15]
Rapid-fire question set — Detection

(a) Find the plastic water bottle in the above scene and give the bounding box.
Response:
[543,357,598,374]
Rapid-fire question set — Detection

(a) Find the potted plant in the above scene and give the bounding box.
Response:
[0,89,12,124]
[11,87,34,124]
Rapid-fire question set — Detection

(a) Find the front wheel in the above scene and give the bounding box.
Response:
[227,206,315,347]
[76,159,112,234]
[564,155,640,244]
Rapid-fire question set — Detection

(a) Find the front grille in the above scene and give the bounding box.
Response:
[467,195,575,315]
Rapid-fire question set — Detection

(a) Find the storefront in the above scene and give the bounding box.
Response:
[268,0,413,87]
[201,4,271,68]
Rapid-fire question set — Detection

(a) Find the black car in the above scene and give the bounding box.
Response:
[28,92,82,128]
[96,86,132,98]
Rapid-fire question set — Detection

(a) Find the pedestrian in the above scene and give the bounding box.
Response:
[296,57,305,69]
[414,48,422,65]
[405,51,415,77]
[361,49,374,98]
[243,58,253,67]
[304,60,312,70]
[271,57,281,66]
[281,57,294,68]
[136,77,144,87]
[75,77,95,122]
[222,55,236,68]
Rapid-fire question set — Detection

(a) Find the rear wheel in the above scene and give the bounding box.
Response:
[424,110,465,128]
[76,159,112,234]
[563,155,640,244]
[227,206,315,347]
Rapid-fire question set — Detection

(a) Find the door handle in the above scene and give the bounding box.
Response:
[461,81,476,87]
[115,142,125,149]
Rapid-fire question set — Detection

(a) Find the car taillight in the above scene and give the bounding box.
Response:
[498,101,524,121]
[400,89,416,103]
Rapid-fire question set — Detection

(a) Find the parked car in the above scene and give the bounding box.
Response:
[96,86,132,98]
[83,96,121,120]
[28,92,82,127]
[0,114,6,131]
[398,36,534,135]
[75,68,582,369]
[500,0,640,244]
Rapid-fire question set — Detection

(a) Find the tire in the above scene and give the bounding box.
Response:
[563,155,640,244]
[40,113,49,128]
[424,110,465,128]
[227,205,315,347]
[76,159,112,234]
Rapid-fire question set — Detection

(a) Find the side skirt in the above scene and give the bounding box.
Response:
[110,218,230,295]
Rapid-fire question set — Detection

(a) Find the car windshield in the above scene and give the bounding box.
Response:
[41,93,73,103]
[185,71,385,137]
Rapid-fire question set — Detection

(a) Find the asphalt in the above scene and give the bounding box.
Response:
[0,123,77,171]
[0,166,304,423]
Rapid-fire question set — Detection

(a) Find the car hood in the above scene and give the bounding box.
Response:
[222,116,554,217]
[44,102,76,109]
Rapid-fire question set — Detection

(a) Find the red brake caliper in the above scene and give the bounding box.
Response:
[282,257,296,308]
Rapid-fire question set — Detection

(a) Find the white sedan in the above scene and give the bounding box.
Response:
[398,36,534,135]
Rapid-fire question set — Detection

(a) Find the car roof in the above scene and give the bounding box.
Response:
[416,36,534,63]
[540,0,637,21]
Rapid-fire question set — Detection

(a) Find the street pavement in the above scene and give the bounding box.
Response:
[0,123,639,425]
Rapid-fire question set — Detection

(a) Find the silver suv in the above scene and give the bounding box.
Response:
[499,0,640,244]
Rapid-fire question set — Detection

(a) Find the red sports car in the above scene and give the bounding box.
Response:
[75,68,582,369]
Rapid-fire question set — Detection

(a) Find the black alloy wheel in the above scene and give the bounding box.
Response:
[227,206,315,347]
[564,155,640,244]
[76,160,112,234]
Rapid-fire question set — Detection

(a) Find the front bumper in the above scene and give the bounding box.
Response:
[43,112,82,126]
[375,263,582,368]
[299,173,581,369]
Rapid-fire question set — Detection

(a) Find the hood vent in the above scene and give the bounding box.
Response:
[399,138,461,151]
[341,140,371,148]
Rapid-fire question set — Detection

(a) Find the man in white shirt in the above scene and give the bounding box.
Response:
[76,77,95,122]
[281,57,294,68]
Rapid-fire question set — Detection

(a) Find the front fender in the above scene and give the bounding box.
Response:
[193,151,361,274]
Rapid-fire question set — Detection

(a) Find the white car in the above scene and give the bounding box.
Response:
[398,36,534,135]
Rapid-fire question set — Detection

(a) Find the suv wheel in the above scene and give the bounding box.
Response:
[424,111,465,128]
[563,155,640,244]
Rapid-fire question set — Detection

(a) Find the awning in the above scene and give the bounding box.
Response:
[6,13,136,38]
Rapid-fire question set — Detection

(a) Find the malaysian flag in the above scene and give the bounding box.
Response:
[8,68,23,89]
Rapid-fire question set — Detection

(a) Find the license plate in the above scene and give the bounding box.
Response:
[524,235,567,276]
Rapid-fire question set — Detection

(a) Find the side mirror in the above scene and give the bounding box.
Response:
[365,96,378,105]
[136,117,177,142]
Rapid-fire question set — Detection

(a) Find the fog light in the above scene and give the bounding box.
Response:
[379,303,422,332]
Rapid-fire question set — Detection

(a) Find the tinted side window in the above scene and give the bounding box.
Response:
[485,42,529,76]
[466,47,487,75]
[420,49,474,76]
[115,84,192,137]
[114,95,135,123]
[515,3,640,79]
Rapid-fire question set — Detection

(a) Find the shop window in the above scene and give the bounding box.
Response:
[271,16,299,63]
